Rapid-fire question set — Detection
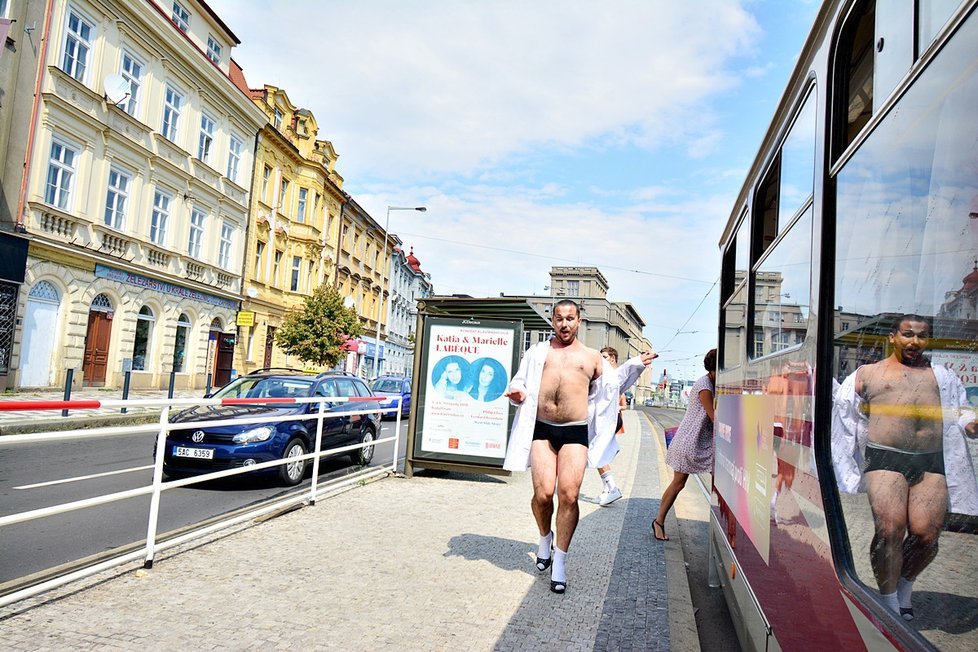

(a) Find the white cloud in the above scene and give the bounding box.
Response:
[204,0,816,375]
[213,0,761,180]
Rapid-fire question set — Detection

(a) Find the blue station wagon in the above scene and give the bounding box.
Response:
[370,376,412,418]
[162,371,382,486]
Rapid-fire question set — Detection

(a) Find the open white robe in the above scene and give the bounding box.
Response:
[831,364,978,515]
[502,341,646,471]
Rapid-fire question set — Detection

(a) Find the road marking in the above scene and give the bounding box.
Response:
[15,465,156,490]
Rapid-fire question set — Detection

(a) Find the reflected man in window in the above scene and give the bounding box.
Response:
[833,315,978,620]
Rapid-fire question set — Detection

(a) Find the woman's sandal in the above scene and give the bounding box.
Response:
[652,520,669,541]
[551,579,566,594]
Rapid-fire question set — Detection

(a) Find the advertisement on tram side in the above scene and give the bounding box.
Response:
[714,394,775,563]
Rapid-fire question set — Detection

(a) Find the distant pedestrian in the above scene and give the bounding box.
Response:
[653,348,716,541]
[595,347,627,506]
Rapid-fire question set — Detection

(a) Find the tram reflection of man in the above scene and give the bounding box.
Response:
[832,314,978,620]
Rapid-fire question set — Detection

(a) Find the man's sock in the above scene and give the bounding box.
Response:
[881,591,900,613]
[552,547,567,584]
[537,531,553,561]
[897,577,914,609]
[600,471,617,492]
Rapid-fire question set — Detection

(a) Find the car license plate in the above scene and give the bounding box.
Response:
[173,446,214,460]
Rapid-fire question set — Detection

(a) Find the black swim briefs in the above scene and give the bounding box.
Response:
[864,444,945,486]
[532,420,589,452]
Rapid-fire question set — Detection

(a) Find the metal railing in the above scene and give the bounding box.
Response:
[0,394,402,608]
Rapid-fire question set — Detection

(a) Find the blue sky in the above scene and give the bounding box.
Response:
[206,0,821,381]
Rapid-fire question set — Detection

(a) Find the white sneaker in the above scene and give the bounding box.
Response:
[598,487,623,506]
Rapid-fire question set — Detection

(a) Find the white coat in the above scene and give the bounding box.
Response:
[502,340,646,471]
[831,364,978,515]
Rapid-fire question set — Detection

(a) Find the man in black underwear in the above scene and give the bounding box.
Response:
[503,300,654,593]
[855,314,978,619]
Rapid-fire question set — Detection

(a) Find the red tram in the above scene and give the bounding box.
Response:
[711,1,978,649]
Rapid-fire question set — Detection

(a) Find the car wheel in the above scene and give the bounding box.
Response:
[353,427,375,466]
[279,438,307,486]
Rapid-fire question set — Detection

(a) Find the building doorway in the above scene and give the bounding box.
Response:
[263,326,276,368]
[19,281,61,387]
[82,294,114,387]
[209,318,235,387]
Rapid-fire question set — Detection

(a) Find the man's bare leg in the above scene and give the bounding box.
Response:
[901,473,947,579]
[530,440,558,536]
[866,470,909,600]
[554,443,589,551]
[548,443,588,592]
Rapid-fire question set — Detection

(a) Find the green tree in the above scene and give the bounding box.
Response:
[274,284,363,368]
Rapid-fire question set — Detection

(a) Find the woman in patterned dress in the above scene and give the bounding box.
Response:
[652,348,717,541]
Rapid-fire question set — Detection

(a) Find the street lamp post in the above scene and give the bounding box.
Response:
[374,205,426,378]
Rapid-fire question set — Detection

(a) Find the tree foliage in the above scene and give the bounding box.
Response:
[274,284,363,368]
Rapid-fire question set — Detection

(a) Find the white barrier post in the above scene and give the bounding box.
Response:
[144,404,171,568]
[308,399,326,505]
[392,396,402,474]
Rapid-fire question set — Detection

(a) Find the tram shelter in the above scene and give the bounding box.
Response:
[404,296,551,477]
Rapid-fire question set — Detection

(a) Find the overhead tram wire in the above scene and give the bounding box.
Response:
[393,229,721,346]
[655,276,719,355]
[396,230,715,285]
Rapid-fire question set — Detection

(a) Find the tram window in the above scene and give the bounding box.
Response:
[873,0,913,113]
[753,89,815,262]
[753,159,779,259]
[838,1,875,152]
[752,207,812,359]
[919,0,964,53]
[734,213,749,277]
[777,91,816,229]
[830,8,978,644]
[837,0,964,158]
[721,283,747,369]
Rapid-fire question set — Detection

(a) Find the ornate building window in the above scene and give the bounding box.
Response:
[132,306,155,371]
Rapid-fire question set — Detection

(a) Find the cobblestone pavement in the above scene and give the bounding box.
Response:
[0,409,698,651]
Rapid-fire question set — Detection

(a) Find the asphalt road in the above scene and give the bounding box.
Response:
[0,419,408,589]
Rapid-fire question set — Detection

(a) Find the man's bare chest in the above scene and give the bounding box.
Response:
[542,349,596,382]
[863,366,939,407]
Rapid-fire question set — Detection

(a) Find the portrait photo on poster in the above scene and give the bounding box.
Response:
[431,355,469,400]
[466,357,507,402]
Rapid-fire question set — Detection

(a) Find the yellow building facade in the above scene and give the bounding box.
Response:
[233,84,350,375]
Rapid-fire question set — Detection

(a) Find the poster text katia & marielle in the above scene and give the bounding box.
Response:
[434,333,508,354]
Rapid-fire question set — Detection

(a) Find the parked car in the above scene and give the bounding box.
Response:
[161,370,382,486]
[643,398,655,407]
[370,375,412,418]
